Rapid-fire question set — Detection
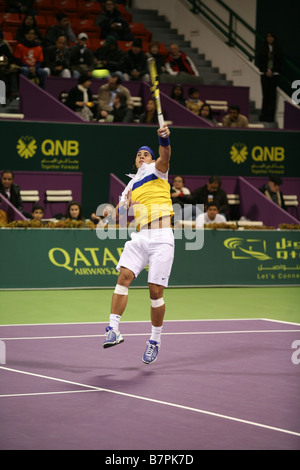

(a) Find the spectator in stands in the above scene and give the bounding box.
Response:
[96,0,133,41]
[45,13,76,48]
[31,204,45,221]
[0,29,19,101]
[16,14,44,45]
[184,175,229,219]
[14,27,49,89]
[70,33,95,79]
[259,175,287,211]
[222,105,248,128]
[6,0,36,15]
[44,35,71,78]
[0,170,23,213]
[99,91,133,122]
[64,201,85,221]
[171,175,191,206]
[170,84,186,106]
[165,43,199,78]
[257,32,283,122]
[199,103,218,125]
[122,38,150,82]
[196,201,227,228]
[138,98,158,124]
[146,40,166,75]
[185,87,203,115]
[65,74,97,121]
[97,72,133,114]
[94,35,125,77]
[91,203,115,226]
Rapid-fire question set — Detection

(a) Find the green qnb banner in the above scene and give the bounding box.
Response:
[0,229,299,289]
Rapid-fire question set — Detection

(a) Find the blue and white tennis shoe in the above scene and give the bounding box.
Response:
[142,340,160,364]
[103,326,124,348]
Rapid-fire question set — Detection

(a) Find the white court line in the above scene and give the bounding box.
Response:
[1,329,300,341]
[1,365,300,439]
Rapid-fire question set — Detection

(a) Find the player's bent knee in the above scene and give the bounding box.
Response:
[150,297,165,308]
[114,284,129,295]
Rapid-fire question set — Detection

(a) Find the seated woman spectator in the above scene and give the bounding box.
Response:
[16,15,44,45]
[65,201,85,221]
[199,103,218,125]
[139,98,158,124]
[170,84,186,106]
[65,74,97,121]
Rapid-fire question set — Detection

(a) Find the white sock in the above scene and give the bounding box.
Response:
[150,325,163,343]
[109,314,121,331]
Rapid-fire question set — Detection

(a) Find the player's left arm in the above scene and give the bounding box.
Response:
[155,124,171,173]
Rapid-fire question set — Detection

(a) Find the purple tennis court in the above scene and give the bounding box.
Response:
[0,319,300,450]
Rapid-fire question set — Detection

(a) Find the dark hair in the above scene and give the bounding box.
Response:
[1,169,14,178]
[56,13,68,21]
[208,175,222,186]
[200,103,214,119]
[269,175,283,186]
[229,105,240,113]
[66,201,83,220]
[206,201,220,210]
[32,204,44,212]
[170,84,184,100]
[116,92,127,105]
[188,87,199,96]
[110,72,122,84]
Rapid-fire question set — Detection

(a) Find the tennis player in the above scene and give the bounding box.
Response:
[103,123,174,364]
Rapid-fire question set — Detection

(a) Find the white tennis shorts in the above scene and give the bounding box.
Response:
[116,228,175,287]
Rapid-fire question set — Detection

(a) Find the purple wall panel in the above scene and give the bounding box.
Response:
[238,177,299,225]
[284,101,300,130]
[20,76,85,123]
[9,171,82,218]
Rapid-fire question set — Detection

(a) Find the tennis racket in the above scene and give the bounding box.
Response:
[148,57,165,129]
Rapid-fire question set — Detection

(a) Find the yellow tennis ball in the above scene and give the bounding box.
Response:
[92,69,110,79]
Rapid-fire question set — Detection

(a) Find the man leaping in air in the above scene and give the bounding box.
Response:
[103,123,174,364]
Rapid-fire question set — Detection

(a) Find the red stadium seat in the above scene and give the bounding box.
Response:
[116,4,132,23]
[117,40,133,52]
[35,0,55,14]
[80,0,102,18]
[53,0,81,17]
[129,23,152,42]
[2,13,24,26]
[71,18,100,37]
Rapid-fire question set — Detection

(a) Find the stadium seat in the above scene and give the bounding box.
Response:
[20,190,40,203]
[80,0,102,19]
[117,40,133,52]
[34,0,55,14]
[283,195,299,219]
[53,0,81,17]
[45,190,73,216]
[129,23,152,42]
[116,4,132,23]
[71,18,100,36]
[2,13,24,26]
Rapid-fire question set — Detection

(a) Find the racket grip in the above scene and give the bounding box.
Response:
[158,114,164,128]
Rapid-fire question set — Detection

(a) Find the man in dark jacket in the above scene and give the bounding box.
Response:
[122,38,150,81]
[259,175,287,211]
[99,91,133,122]
[0,170,23,212]
[184,175,229,218]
